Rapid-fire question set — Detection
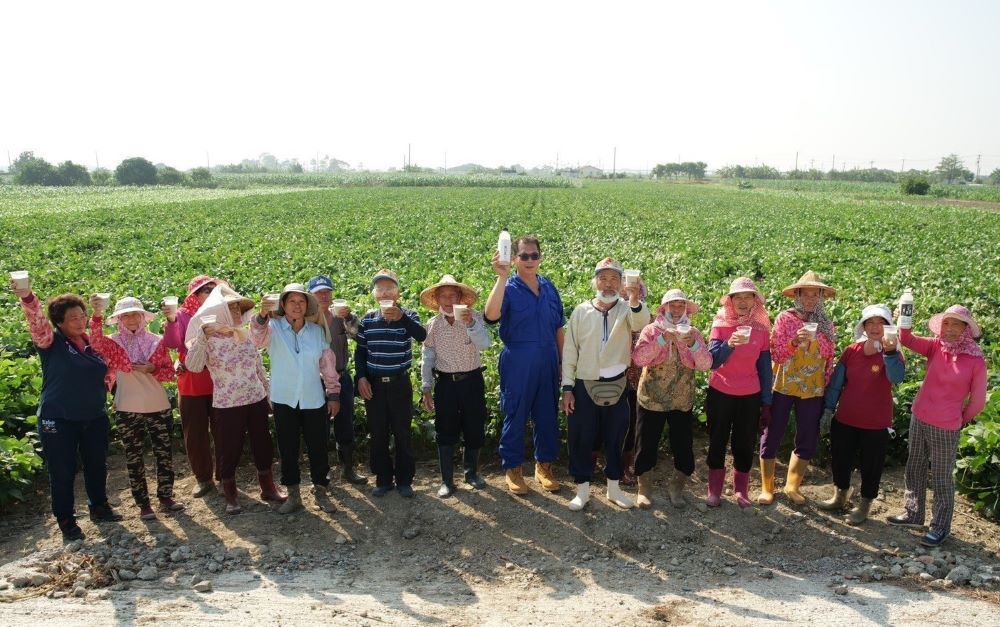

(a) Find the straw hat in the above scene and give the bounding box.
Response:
[659,289,700,316]
[276,283,320,317]
[219,287,255,314]
[720,277,762,305]
[107,297,157,324]
[929,304,981,339]
[853,304,894,341]
[420,275,478,309]
[782,270,837,299]
[186,275,219,297]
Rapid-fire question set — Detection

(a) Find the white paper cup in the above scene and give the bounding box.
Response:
[95,292,112,308]
[736,325,752,339]
[452,303,469,319]
[332,298,348,314]
[623,269,640,286]
[9,271,29,289]
[379,299,394,312]
[883,325,898,341]
[200,314,217,326]
[163,296,179,309]
[803,322,818,339]
[675,323,691,335]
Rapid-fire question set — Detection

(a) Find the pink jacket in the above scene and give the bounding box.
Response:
[901,329,988,430]
[632,323,712,371]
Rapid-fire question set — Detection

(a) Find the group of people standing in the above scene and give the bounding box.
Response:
[11,233,988,549]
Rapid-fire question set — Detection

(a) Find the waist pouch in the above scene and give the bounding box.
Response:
[582,375,627,407]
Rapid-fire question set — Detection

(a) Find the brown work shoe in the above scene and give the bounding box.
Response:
[534,462,561,492]
[505,467,529,495]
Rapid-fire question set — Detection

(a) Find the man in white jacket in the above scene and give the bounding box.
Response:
[561,258,649,510]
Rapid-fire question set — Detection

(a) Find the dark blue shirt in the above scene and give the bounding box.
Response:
[37,330,108,421]
[355,307,426,379]
[491,274,565,347]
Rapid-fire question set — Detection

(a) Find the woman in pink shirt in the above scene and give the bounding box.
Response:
[887,304,987,547]
[89,297,182,520]
[185,285,285,514]
[706,278,773,508]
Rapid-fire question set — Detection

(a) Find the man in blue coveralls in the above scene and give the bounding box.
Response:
[484,235,565,495]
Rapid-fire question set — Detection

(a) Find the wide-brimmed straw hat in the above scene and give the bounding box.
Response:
[720,277,762,305]
[853,304,894,341]
[219,287,255,314]
[420,275,478,309]
[277,283,320,317]
[782,270,837,299]
[107,297,157,324]
[659,289,699,316]
[929,304,981,339]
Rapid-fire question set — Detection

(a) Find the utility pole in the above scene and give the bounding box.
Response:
[976,154,981,181]
[901,159,905,172]
[612,146,617,177]
[444,151,447,173]
[832,154,836,172]
[95,151,100,170]
[795,152,799,171]
[556,152,559,171]
[408,143,411,169]
[206,152,210,169]
[870,160,874,169]
[6,150,10,172]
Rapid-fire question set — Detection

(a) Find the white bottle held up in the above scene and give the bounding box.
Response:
[497,228,512,265]
[898,287,914,329]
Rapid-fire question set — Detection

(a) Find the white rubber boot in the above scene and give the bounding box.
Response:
[568,482,590,511]
[607,479,635,509]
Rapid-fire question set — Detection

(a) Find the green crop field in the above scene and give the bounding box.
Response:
[1,180,998,511]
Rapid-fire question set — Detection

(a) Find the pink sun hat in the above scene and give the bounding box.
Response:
[929,305,981,339]
[720,277,763,305]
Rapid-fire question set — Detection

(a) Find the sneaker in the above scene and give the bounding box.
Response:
[139,505,156,520]
[372,484,394,498]
[57,517,85,542]
[886,513,924,528]
[921,530,949,547]
[158,497,186,512]
[89,503,124,523]
[397,485,414,498]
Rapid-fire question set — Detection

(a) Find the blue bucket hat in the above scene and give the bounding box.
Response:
[308,275,334,293]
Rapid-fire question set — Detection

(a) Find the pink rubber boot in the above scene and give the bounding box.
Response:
[707,468,725,507]
[733,470,752,509]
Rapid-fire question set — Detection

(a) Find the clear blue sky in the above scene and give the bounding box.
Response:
[3,0,998,174]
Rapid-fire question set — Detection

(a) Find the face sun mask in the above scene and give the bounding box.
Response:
[595,291,619,305]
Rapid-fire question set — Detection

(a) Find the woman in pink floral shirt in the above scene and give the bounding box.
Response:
[184,285,285,514]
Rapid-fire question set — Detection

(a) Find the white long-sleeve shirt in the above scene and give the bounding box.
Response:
[562,299,649,387]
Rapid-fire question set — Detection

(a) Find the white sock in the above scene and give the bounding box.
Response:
[607,479,635,509]
[569,482,590,511]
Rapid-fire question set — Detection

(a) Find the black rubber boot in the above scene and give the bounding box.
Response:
[437,445,456,498]
[339,446,368,485]
[464,448,487,489]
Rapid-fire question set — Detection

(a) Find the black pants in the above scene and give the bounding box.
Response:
[332,372,356,448]
[366,375,416,488]
[274,403,330,487]
[433,369,487,449]
[39,416,110,520]
[830,418,889,499]
[634,407,695,476]
[622,387,638,455]
[568,380,628,483]
[706,387,760,473]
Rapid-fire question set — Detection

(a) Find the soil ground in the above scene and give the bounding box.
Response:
[1,435,999,626]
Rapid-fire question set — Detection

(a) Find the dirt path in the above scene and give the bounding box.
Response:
[1,444,999,625]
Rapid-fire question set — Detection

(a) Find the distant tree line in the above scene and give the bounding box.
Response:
[715,154,994,186]
[651,161,708,180]
[6,152,217,188]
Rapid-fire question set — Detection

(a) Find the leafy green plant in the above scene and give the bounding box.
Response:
[955,391,999,518]
[900,174,930,195]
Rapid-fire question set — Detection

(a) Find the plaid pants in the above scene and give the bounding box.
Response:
[116,409,175,507]
[902,415,960,535]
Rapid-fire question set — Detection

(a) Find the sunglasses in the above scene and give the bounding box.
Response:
[517,252,541,261]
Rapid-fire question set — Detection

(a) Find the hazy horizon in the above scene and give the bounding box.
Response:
[3,0,998,175]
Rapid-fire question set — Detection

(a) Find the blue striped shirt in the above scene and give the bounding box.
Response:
[355,307,427,379]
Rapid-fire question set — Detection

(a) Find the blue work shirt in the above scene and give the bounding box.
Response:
[495,274,565,348]
[264,317,331,410]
